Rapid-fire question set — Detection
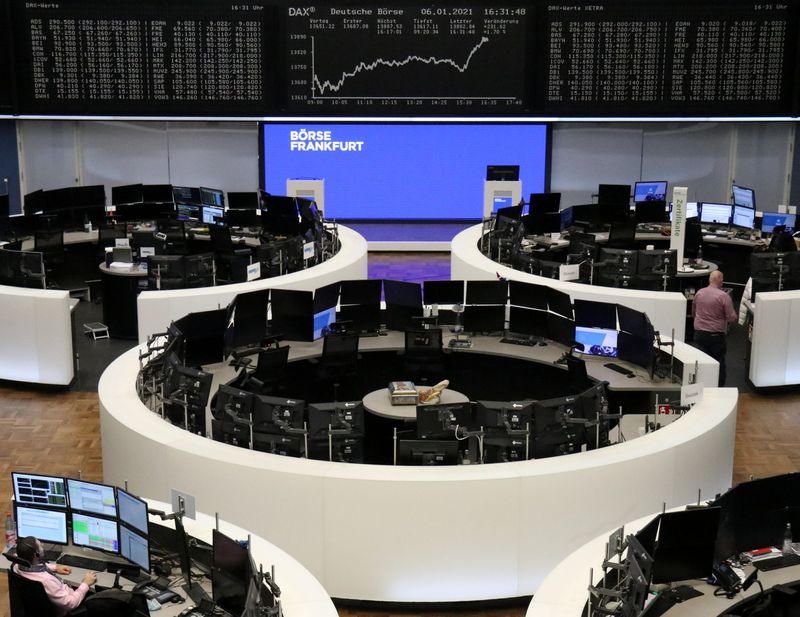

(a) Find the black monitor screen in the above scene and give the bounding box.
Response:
[0,194,8,218]
[174,309,228,366]
[142,184,174,204]
[225,209,260,228]
[397,439,459,466]
[651,507,721,584]
[546,313,575,347]
[463,305,505,333]
[424,280,464,305]
[416,402,473,439]
[73,185,106,208]
[618,332,654,374]
[598,184,631,206]
[508,306,548,338]
[466,280,508,305]
[529,192,561,213]
[340,279,382,305]
[573,299,617,329]
[546,287,573,319]
[270,289,313,342]
[634,181,667,203]
[313,282,340,312]
[212,529,250,615]
[635,514,661,558]
[617,305,649,338]
[634,201,668,223]
[486,165,520,181]
[111,184,143,206]
[732,184,755,209]
[227,192,259,210]
[384,279,423,330]
[508,280,548,310]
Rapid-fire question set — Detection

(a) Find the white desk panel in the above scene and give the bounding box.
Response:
[100,343,734,603]
[136,225,368,342]
[451,225,688,342]
[749,289,800,387]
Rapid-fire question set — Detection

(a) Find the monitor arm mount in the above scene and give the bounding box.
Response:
[556,341,584,365]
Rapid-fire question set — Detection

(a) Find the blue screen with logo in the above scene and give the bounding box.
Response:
[262,123,548,220]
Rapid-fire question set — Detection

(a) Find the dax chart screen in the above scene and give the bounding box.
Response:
[283,4,529,114]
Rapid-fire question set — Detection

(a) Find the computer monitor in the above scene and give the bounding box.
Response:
[270,288,313,342]
[531,395,585,458]
[507,306,548,339]
[397,439,459,466]
[142,185,174,204]
[636,249,678,277]
[176,203,200,221]
[66,478,118,517]
[383,279,423,331]
[119,525,150,572]
[634,201,668,223]
[618,332,654,376]
[686,202,699,219]
[732,184,755,209]
[634,181,667,203]
[651,507,721,584]
[252,432,305,457]
[463,305,505,333]
[546,287,573,319]
[761,211,797,234]
[201,205,225,225]
[598,184,631,206]
[72,185,106,208]
[173,186,201,205]
[475,400,533,432]
[575,326,618,358]
[312,306,337,340]
[0,194,9,218]
[617,305,649,338]
[307,401,364,438]
[423,280,464,305]
[573,299,617,330]
[13,503,68,545]
[493,195,514,210]
[200,187,225,208]
[12,472,68,508]
[486,165,520,181]
[416,402,473,440]
[546,313,576,347]
[732,205,755,230]
[226,209,260,229]
[214,384,255,422]
[111,184,143,206]
[466,280,508,305]
[699,202,732,225]
[213,529,250,616]
[252,395,305,435]
[508,280,548,310]
[227,192,259,210]
[71,511,119,554]
[529,192,561,213]
[117,488,149,535]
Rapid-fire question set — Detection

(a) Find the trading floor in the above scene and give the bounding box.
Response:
[0,252,796,617]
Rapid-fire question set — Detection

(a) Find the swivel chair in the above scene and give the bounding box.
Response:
[403,328,445,384]
[4,551,87,617]
[606,221,636,249]
[33,228,65,273]
[98,223,128,250]
[315,333,359,400]
[251,345,291,395]
[209,225,251,283]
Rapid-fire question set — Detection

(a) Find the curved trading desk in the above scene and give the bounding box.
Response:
[144,499,338,617]
[99,329,734,604]
[136,225,368,342]
[452,225,689,341]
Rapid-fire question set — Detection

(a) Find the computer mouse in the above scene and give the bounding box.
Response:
[171,595,184,603]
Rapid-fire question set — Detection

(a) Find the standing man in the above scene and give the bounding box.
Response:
[692,270,737,386]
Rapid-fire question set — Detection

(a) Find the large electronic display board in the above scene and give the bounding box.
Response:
[262,122,549,219]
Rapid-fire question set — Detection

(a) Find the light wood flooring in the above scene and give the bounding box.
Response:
[0,251,798,617]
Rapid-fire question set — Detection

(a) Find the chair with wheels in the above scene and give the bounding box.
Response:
[315,333,359,400]
[403,328,445,384]
[209,225,251,283]
[4,551,87,617]
[33,228,65,274]
[251,345,291,395]
[606,221,636,249]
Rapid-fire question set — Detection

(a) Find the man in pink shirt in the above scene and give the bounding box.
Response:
[692,270,737,386]
[11,536,97,616]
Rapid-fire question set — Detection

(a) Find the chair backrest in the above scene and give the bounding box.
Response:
[404,328,443,357]
[253,345,290,384]
[209,224,234,251]
[606,222,636,248]
[8,568,59,617]
[321,333,359,369]
[98,224,128,248]
[34,229,64,252]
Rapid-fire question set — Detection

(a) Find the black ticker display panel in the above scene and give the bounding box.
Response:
[541,2,799,116]
[11,0,274,115]
[282,4,530,115]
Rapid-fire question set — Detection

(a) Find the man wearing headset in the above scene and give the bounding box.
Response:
[12,536,97,615]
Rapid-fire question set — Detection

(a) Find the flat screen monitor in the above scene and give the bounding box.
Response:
[313,306,337,340]
[71,512,119,554]
[486,164,520,181]
[200,187,225,208]
[72,185,106,208]
[12,472,68,509]
[617,305,649,338]
[732,184,755,209]
[176,203,200,221]
[598,184,631,206]
[173,186,201,205]
[226,209,260,228]
[0,194,9,218]
[669,201,699,221]
[509,280,548,310]
[493,195,514,210]
[13,503,68,545]
[546,313,575,347]
[202,205,225,225]
[618,332,654,374]
[546,287,573,319]
[423,280,464,305]
[227,192,259,210]
[252,432,305,457]
[66,478,117,517]
[117,488,149,535]
[699,202,732,225]
[307,401,365,438]
[383,279,423,331]
[573,299,617,330]
[120,525,150,572]
[270,289,313,342]
[634,181,667,203]
[212,529,250,615]
[141,185,174,204]
[530,192,561,213]
[340,279,381,305]
[264,123,547,220]
[111,184,143,206]
[575,326,618,358]
[634,201,668,223]
[397,439,459,466]
[651,507,721,584]
[416,402,473,440]
[732,205,755,230]
[463,305,505,333]
[252,395,305,434]
[466,280,508,305]
[507,306,548,338]
[761,211,797,234]
[475,400,533,431]
[214,384,255,422]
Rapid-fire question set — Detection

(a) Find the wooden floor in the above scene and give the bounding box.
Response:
[0,251,798,617]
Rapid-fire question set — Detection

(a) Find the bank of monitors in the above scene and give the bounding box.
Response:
[416,402,473,440]
[634,181,667,204]
[732,184,755,209]
[731,205,755,230]
[12,472,68,509]
[761,211,796,234]
[699,202,732,226]
[397,439,460,466]
[13,503,69,545]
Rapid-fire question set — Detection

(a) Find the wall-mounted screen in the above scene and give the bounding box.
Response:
[262,123,549,220]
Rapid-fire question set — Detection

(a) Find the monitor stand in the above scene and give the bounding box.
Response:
[183,581,211,605]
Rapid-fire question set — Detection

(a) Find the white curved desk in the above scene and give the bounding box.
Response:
[136,225,368,342]
[100,331,734,603]
[143,499,337,617]
[451,225,689,341]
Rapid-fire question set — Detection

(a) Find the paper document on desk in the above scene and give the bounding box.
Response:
[109,262,134,270]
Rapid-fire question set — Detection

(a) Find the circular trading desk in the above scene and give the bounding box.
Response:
[100,329,736,604]
[452,225,690,341]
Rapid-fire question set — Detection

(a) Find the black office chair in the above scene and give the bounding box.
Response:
[403,328,445,384]
[251,345,291,395]
[33,228,65,272]
[98,224,128,250]
[209,225,251,283]
[156,219,187,254]
[606,221,636,249]
[4,551,87,617]
[315,333,359,400]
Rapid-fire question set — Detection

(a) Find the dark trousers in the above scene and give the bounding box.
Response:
[693,330,727,387]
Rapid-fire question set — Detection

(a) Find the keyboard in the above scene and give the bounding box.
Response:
[58,554,108,571]
[754,553,800,571]
[500,337,540,347]
[604,362,634,376]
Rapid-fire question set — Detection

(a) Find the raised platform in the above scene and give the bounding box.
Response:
[345,221,475,251]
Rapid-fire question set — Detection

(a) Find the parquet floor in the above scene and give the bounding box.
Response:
[0,251,798,617]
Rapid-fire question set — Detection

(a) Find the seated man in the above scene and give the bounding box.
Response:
[12,536,97,616]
